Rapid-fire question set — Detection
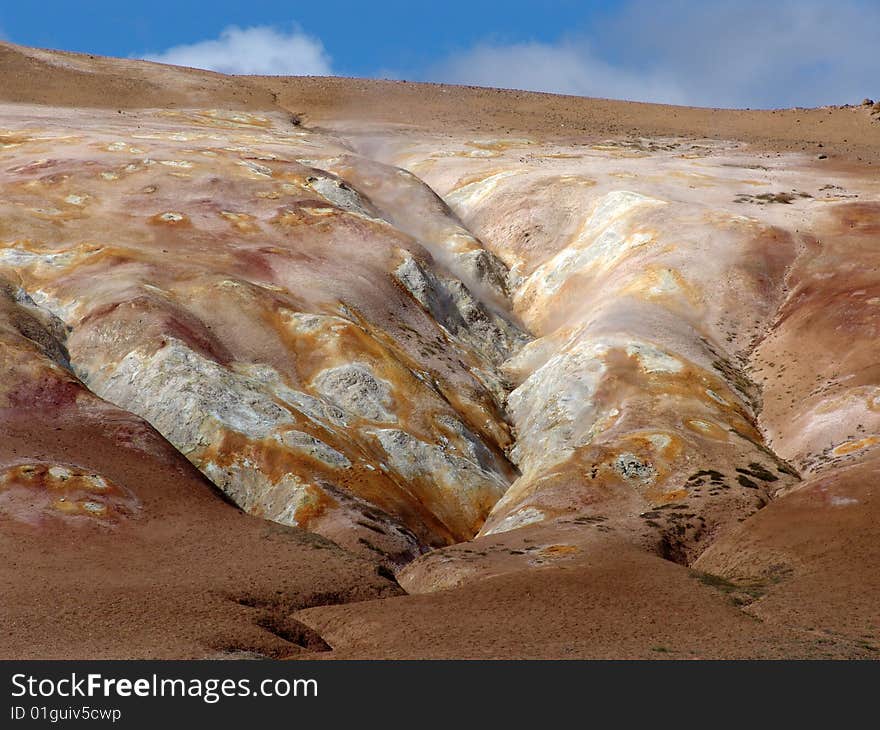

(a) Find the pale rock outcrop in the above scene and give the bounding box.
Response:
[0,105,522,567]
[394,251,526,366]
[2,96,878,592]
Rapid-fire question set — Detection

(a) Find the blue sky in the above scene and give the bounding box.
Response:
[1,1,877,108]
[0,0,617,76]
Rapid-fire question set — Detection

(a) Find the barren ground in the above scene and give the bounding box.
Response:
[1,41,878,659]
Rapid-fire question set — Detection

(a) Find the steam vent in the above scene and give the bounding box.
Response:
[1,42,879,659]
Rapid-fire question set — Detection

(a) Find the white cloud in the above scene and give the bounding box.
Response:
[142,25,332,76]
[427,0,880,108]
[430,41,687,105]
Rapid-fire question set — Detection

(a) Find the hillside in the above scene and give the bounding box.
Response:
[1,41,878,658]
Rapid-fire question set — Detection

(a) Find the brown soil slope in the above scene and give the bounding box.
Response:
[3,41,879,164]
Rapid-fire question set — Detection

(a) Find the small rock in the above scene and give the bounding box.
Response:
[817,154,828,160]
[614,453,655,481]
[862,98,875,106]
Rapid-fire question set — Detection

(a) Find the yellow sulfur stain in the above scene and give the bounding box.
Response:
[622,266,700,304]
[537,544,579,558]
[685,419,729,441]
[151,212,189,226]
[832,435,879,456]
[220,211,260,233]
[0,464,137,523]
